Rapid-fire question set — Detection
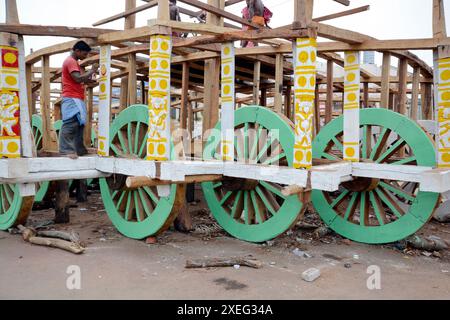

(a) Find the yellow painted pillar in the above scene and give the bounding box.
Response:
[293,38,317,169]
[98,45,112,157]
[220,42,235,161]
[437,51,450,168]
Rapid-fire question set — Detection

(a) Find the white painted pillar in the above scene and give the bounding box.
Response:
[293,38,317,169]
[97,45,112,157]
[220,42,235,161]
[147,35,172,161]
[343,51,361,162]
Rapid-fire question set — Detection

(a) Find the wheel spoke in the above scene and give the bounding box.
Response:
[374,187,404,219]
[115,191,127,213]
[138,188,154,216]
[230,191,243,219]
[134,191,145,222]
[213,182,223,189]
[332,137,343,152]
[125,192,133,221]
[249,125,263,161]
[134,122,141,154]
[143,186,159,204]
[262,151,286,166]
[330,189,351,209]
[244,123,249,160]
[359,192,369,226]
[391,156,417,165]
[321,152,340,161]
[219,191,233,206]
[259,181,286,199]
[255,186,276,216]
[110,143,123,157]
[234,135,243,161]
[127,122,134,155]
[243,191,250,224]
[375,138,406,163]
[370,127,390,160]
[251,190,266,224]
[369,191,386,226]
[379,181,415,202]
[343,192,359,221]
[117,130,129,154]
[3,184,13,205]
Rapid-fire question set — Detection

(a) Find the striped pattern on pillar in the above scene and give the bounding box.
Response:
[438,56,450,168]
[147,35,172,161]
[293,38,316,169]
[343,51,361,162]
[221,42,235,161]
[97,45,111,157]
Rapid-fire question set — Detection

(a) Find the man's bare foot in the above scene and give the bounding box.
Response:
[64,153,78,159]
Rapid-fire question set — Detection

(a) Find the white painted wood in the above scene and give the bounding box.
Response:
[18,183,35,196]
[17,36,34,158]
[420,168,450,192]
[220,42,235,161]
[147,35,172,161]
[293,38,316,169]
[352,162,431,183]
[343,51,360,162]
[97,45,111,157]
[0,170,108,184]
[311,161,352,191]
[95,157,156,177]
[0,158,28,178]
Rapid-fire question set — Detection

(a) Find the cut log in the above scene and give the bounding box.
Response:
[185,257,263,269]
[27,237,85,254]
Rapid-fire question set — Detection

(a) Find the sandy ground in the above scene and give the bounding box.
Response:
[0,186,449,300]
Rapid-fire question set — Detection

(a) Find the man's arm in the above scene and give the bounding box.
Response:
[70,63,99,84]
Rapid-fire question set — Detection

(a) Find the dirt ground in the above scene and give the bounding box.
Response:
[0,184,449,300]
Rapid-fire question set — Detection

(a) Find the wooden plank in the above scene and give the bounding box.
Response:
[84,87,93,148]
[422,83,433,120]
[433,0,447,39]
[397,58,408,115]
[0,23,117,38]
[157,0,170,20]
[252,61,261,105]
[40,55,58,152]
[274,54,284,113]
[411,68,420,120]
[314,5,370,23]
[93,0,157,26]
[380,53,391,109]
[325,60,333,124]
[180,62,189,130]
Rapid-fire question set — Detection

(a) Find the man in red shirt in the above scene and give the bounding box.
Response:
[55,40,98,224]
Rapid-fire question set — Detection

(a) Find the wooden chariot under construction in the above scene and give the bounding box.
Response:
[0,0,449,244]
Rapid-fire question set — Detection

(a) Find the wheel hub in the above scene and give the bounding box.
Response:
[342,177,379,192]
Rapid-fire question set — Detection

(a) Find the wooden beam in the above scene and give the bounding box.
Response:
[380,53,391,108]
[433,0,447,39]
[325,60,334,124]
[314,5,370,23]
[93,0,157,27]
[40,55,58,152]
[274,54,284,113]
[0,23,117,38]
[180,62,190,130]
[253,61,261,105]
[411,68,420,120]
[397,58,408,115]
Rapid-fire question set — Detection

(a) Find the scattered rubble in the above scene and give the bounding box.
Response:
[302,268,321,282]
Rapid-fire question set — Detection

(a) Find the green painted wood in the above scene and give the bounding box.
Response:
[0,184,27,230]
[312,108,440,244]
[201,106,303,243]
[99,105,177,240]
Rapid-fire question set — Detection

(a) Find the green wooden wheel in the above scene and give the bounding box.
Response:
[99,104,178,239]
[201,106,304,243]
[31,114,50,202]
[312,108,439,244]
[0,184,34,230]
